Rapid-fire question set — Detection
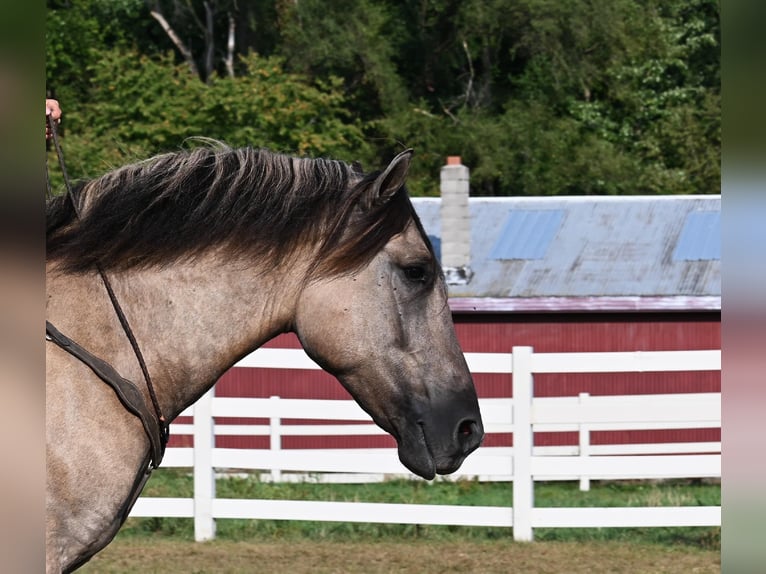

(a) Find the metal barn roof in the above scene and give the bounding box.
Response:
[412,195,721,312]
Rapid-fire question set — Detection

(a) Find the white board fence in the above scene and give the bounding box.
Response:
[130,346,721,542]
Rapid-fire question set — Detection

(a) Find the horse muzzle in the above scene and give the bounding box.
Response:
[394,396,484,480]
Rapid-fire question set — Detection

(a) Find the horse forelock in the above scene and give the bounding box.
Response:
[313,182,437,281]
[45,145,432,280]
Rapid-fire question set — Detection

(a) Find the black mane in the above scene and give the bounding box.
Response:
[46,144,432,279]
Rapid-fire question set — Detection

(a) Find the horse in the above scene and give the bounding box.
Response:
[45,144,484,572]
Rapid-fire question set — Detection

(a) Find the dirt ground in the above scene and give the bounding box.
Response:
[79,538,720,574]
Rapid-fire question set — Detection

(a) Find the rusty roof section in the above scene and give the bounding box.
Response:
[412,195,721,312]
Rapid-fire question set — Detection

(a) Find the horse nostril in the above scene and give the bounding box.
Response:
[458,419,476,437]
[456,418,484,452]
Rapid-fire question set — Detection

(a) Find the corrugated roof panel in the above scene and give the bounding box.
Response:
[673,211,720,261]
[411,195,721,301]
[489,209,564,260]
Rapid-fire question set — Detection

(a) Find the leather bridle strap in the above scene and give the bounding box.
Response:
[46,320,166,467]
[46,115,169,466]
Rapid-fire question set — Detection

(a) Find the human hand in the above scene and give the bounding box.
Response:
[46,99,62,140]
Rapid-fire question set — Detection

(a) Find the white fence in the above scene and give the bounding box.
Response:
[130,346,721,542]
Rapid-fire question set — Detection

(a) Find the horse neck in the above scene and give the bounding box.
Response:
[47,253,305,419]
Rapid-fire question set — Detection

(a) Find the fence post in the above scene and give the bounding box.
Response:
[578,392,591,491]
[194,387,216,541]
[270,395,282,483]
[512,346,535,542]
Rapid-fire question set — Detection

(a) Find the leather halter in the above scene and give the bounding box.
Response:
[46,321,166,467]
[46,115,169,469]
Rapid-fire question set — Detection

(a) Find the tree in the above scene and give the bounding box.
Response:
[148,0,234,81]
[46,0,156,102]
[46,0,720,196]
[566,0,721,193]
[376,0,720,195]
[47,48,371,189]
[276,0,409,118]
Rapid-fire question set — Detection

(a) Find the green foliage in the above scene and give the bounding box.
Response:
[46,0,719,196]
[377,102,641,196]
[563,0,721,194]
[277,0,409,117]
[46,0,150,103]
[49,48,371,186]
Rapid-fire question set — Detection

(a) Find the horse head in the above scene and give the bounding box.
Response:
[46,144,484,571]
[294,150,484,479]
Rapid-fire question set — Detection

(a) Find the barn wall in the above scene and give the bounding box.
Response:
[455,311,720,447]
[453,311,721,354]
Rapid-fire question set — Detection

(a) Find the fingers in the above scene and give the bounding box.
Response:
[46,99,62,140]
[46,99,62,121]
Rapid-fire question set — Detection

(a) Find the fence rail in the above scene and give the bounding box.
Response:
[131,346,721,541]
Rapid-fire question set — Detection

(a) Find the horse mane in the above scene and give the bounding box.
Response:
[46,144,430,279]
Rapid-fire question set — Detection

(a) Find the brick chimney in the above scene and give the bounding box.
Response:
[440,156,473,285]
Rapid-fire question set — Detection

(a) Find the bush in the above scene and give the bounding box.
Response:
[49,49,372,188]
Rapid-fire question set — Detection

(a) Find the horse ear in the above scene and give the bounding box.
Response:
[362,149,413,209]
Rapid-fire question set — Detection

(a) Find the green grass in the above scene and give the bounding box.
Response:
[123,470,720,550]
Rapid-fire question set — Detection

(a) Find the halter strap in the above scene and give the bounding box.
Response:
[46,115,169,466]
[46,321,166,467]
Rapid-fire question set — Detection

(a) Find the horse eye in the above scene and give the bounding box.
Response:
[403,265,427,283]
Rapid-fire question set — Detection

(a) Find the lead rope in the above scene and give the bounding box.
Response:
[46,115,169,465]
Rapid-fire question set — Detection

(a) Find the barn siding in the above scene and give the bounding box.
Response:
[170,311,720,452]
[456,311,720,448]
